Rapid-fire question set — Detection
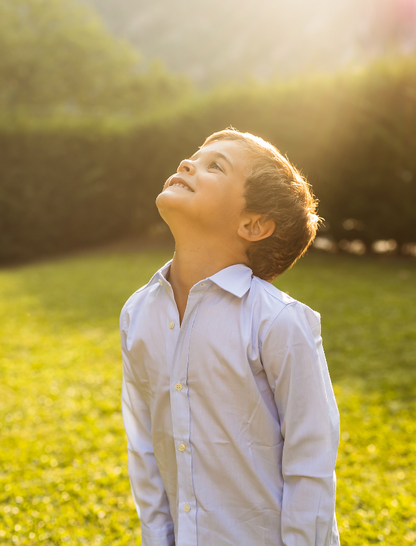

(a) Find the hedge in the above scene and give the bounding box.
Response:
[1,56,416,263]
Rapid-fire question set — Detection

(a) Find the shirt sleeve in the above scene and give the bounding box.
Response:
[260,301,340,546]
[120,310,175,546]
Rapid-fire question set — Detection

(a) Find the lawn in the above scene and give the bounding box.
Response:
[0,249,415,545]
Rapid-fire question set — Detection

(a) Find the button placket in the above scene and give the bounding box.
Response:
[168,293,204,545]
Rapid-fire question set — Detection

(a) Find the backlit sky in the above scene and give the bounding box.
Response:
[82,0,416,84]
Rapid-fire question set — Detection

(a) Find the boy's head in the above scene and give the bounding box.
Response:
[203,129,320,280]
[156,128,319,282]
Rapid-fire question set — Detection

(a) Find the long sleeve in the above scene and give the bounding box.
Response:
[261,302,340,546]
[121,319,175,546]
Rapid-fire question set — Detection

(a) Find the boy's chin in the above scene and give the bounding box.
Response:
[155,192,189,222]
[156,190,190,211]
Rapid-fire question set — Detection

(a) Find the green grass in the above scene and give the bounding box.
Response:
[0,249,415,545]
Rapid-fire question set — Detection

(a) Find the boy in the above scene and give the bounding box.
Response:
[120,129,340,546]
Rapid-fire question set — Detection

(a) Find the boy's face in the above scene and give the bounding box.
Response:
[156,140,250,237]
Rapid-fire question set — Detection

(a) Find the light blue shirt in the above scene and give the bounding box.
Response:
[120,260,340,546]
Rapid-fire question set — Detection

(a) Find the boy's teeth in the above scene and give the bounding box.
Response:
[172,183,191,191]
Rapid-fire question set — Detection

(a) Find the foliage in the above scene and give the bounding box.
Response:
[0,128,138,262]
[0,251,415,545]
[1,55,416,262]
[0,0,191,116]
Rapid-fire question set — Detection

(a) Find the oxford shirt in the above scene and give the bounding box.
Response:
[120,260,340,546]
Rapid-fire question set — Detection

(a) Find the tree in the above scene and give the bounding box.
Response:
[0,0,190,116]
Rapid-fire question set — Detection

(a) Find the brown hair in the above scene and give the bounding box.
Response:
[203,129,320,281]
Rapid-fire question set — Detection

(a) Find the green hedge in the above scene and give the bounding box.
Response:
[1,56,416,263]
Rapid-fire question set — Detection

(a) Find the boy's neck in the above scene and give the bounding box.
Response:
[167,238,248,324]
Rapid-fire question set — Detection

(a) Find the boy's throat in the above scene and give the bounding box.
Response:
[165,265,189,326]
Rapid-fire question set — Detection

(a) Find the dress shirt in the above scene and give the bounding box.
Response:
[120,260,340,546]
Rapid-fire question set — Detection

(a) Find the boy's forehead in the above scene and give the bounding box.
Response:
[191,140,249,171]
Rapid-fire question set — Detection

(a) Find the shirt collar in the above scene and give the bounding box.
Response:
[149,260,173,287]
[151,260,253,298]
[208,263,253,298]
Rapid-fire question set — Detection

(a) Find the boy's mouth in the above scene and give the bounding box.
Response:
[167,176,194,192]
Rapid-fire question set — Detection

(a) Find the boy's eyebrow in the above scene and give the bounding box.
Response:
[190,150,234,170]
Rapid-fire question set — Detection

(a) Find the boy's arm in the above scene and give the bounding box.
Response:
[261,302,340,546]
[121,326,175,546]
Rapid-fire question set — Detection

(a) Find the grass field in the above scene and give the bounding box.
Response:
[0,249,415,545]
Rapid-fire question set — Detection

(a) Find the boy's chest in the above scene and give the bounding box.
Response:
[125,286,282,492]
[125,289,271,414]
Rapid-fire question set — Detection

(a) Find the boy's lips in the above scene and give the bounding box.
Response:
[167,176,194,192]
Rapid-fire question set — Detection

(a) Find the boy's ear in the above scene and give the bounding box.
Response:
[237,213,275,242]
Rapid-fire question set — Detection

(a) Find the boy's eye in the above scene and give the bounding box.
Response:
[209,162,223,172]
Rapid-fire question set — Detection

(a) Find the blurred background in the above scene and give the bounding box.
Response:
[81,0,416,85]
[1,0,416,262]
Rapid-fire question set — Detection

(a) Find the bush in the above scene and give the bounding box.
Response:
[1,55,416,263]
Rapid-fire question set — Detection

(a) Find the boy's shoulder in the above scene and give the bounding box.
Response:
[120,266,166,330]
[251,275,321,336]
[252,274,294,306]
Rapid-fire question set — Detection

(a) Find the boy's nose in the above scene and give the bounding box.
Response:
[178,159,195,174]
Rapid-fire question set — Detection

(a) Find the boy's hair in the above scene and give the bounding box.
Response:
[203,129,320,281]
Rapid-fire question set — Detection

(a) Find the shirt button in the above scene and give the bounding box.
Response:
[168,320,175,329]
[200,283,205,287]
[178,443,186,452]
[175,382,183,392]
[183,503,191,513]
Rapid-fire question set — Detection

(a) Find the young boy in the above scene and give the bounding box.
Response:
[120,129,340,546]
